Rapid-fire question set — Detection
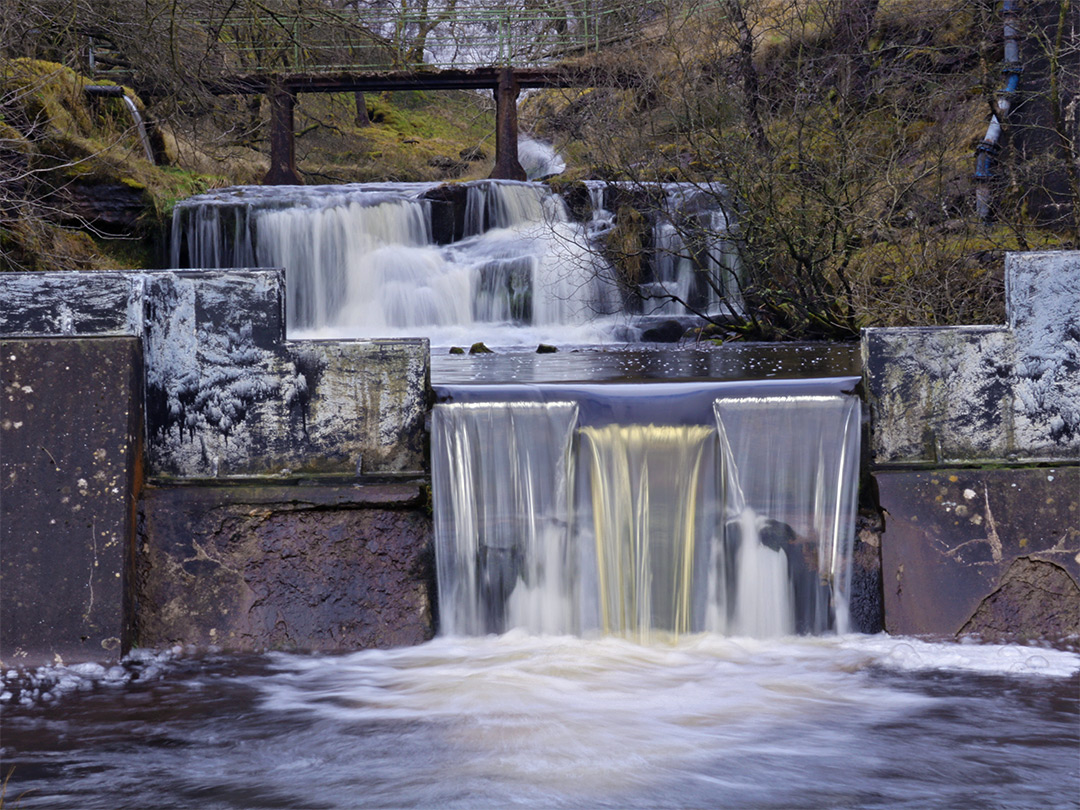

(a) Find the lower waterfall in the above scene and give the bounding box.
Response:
[432,380,862,639]
[581,424,714,639]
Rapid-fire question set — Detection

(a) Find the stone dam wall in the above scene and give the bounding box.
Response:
[1,252,1077,664]
[864,251,1079,640]
[2,269,434,666]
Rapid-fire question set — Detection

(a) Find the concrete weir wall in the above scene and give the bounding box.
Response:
[1,269,433,665]
[863,251,1080,640]
[2,251,1077,663]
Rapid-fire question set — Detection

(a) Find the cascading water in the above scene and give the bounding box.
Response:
[171,175,862,642]
[518,136,567,180]
[582,423,715,638]
[432,400,580,636]
[171,178,740,345]
[8,181,1079,810]
[584,181,743,319]
[711,394,861,636]
[432,379,862,640]
[120,95,156,164]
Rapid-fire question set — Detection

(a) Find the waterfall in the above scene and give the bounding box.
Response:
[431,382,861,640]
[432,401,580,636]
[120,95,155,164]
[171,179,738,344]
[518,137,566,180]
[712,395,862,635]
[581,424,715,639]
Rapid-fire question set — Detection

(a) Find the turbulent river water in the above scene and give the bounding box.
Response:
[2,635,1078,809]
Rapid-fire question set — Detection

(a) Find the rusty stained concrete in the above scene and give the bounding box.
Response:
[135,484,435,651]
[876,467,1079,639]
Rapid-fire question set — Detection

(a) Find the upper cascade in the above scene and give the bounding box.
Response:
[171,178,741,347]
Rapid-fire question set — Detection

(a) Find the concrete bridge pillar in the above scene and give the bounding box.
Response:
[265,83,303,185]
[492,68,526,181]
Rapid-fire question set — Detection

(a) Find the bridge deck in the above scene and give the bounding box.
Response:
[209,65,617,95]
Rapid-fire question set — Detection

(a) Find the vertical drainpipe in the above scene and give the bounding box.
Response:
[975,0,1023,221]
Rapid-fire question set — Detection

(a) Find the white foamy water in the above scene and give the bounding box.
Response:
[172,178,741,348]
[252,633,1079,805]
[3,634,1077,809]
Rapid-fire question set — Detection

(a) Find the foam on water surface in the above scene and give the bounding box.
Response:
[3,635,1076,809]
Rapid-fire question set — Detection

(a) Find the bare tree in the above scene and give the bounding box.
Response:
[534,0,1077,337]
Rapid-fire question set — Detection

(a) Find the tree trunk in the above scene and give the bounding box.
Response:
[354,91,370,127]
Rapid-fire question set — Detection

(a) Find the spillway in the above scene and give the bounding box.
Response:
[432,380,861,640]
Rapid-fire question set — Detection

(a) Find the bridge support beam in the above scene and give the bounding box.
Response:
[491,69,526,181]
[264,84,303,185]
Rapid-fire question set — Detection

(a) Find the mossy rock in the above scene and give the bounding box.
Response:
[0,58,226,270]
[1,219,109,273]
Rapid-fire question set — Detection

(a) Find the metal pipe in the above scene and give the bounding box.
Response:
[975,0,1023,221]
[83,85,126,97]
[84,86,155,163]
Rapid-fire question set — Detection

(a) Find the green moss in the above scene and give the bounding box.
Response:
[1,220,107,273]
[293,90,494,183]
[0,59,229,272]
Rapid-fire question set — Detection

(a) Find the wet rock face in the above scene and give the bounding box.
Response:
[421,184,469,243]
[136,485,435,651]
[849,511,885,634]
[640,319,686,343]
[0,338,143,666]
[52,181,149,234]
[960,558,1080,642]
[876,467,1079,640]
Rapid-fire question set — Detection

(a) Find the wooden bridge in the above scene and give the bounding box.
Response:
[211,64,624,184]
[88,2,661,183]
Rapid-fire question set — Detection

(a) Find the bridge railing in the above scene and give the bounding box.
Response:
[162,1,659,77]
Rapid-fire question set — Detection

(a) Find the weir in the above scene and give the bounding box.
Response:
[431,380,862,640]
[171,177,861,642]
[4,171,1077,663]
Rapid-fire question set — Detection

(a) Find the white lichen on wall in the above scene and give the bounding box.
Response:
[1007,251,1080,443]
[0,268,429,480]
[865,251,1080,464]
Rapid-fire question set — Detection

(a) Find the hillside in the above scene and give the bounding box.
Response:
[523,0,1077,334]
[1,0,1075,335]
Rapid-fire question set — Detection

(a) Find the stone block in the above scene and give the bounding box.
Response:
[140,269,429,479]
[1006,251,1080,447]
[135,484,435,651]
[876,467,1079,640]
[1,338,142,666]
[863,250,1080,465]
[862,327,1021,464]
[0,271,143,337]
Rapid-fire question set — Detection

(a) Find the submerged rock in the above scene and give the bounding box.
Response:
[536,343,558,353]
[469,342,494,354]
[641,319,686,343]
